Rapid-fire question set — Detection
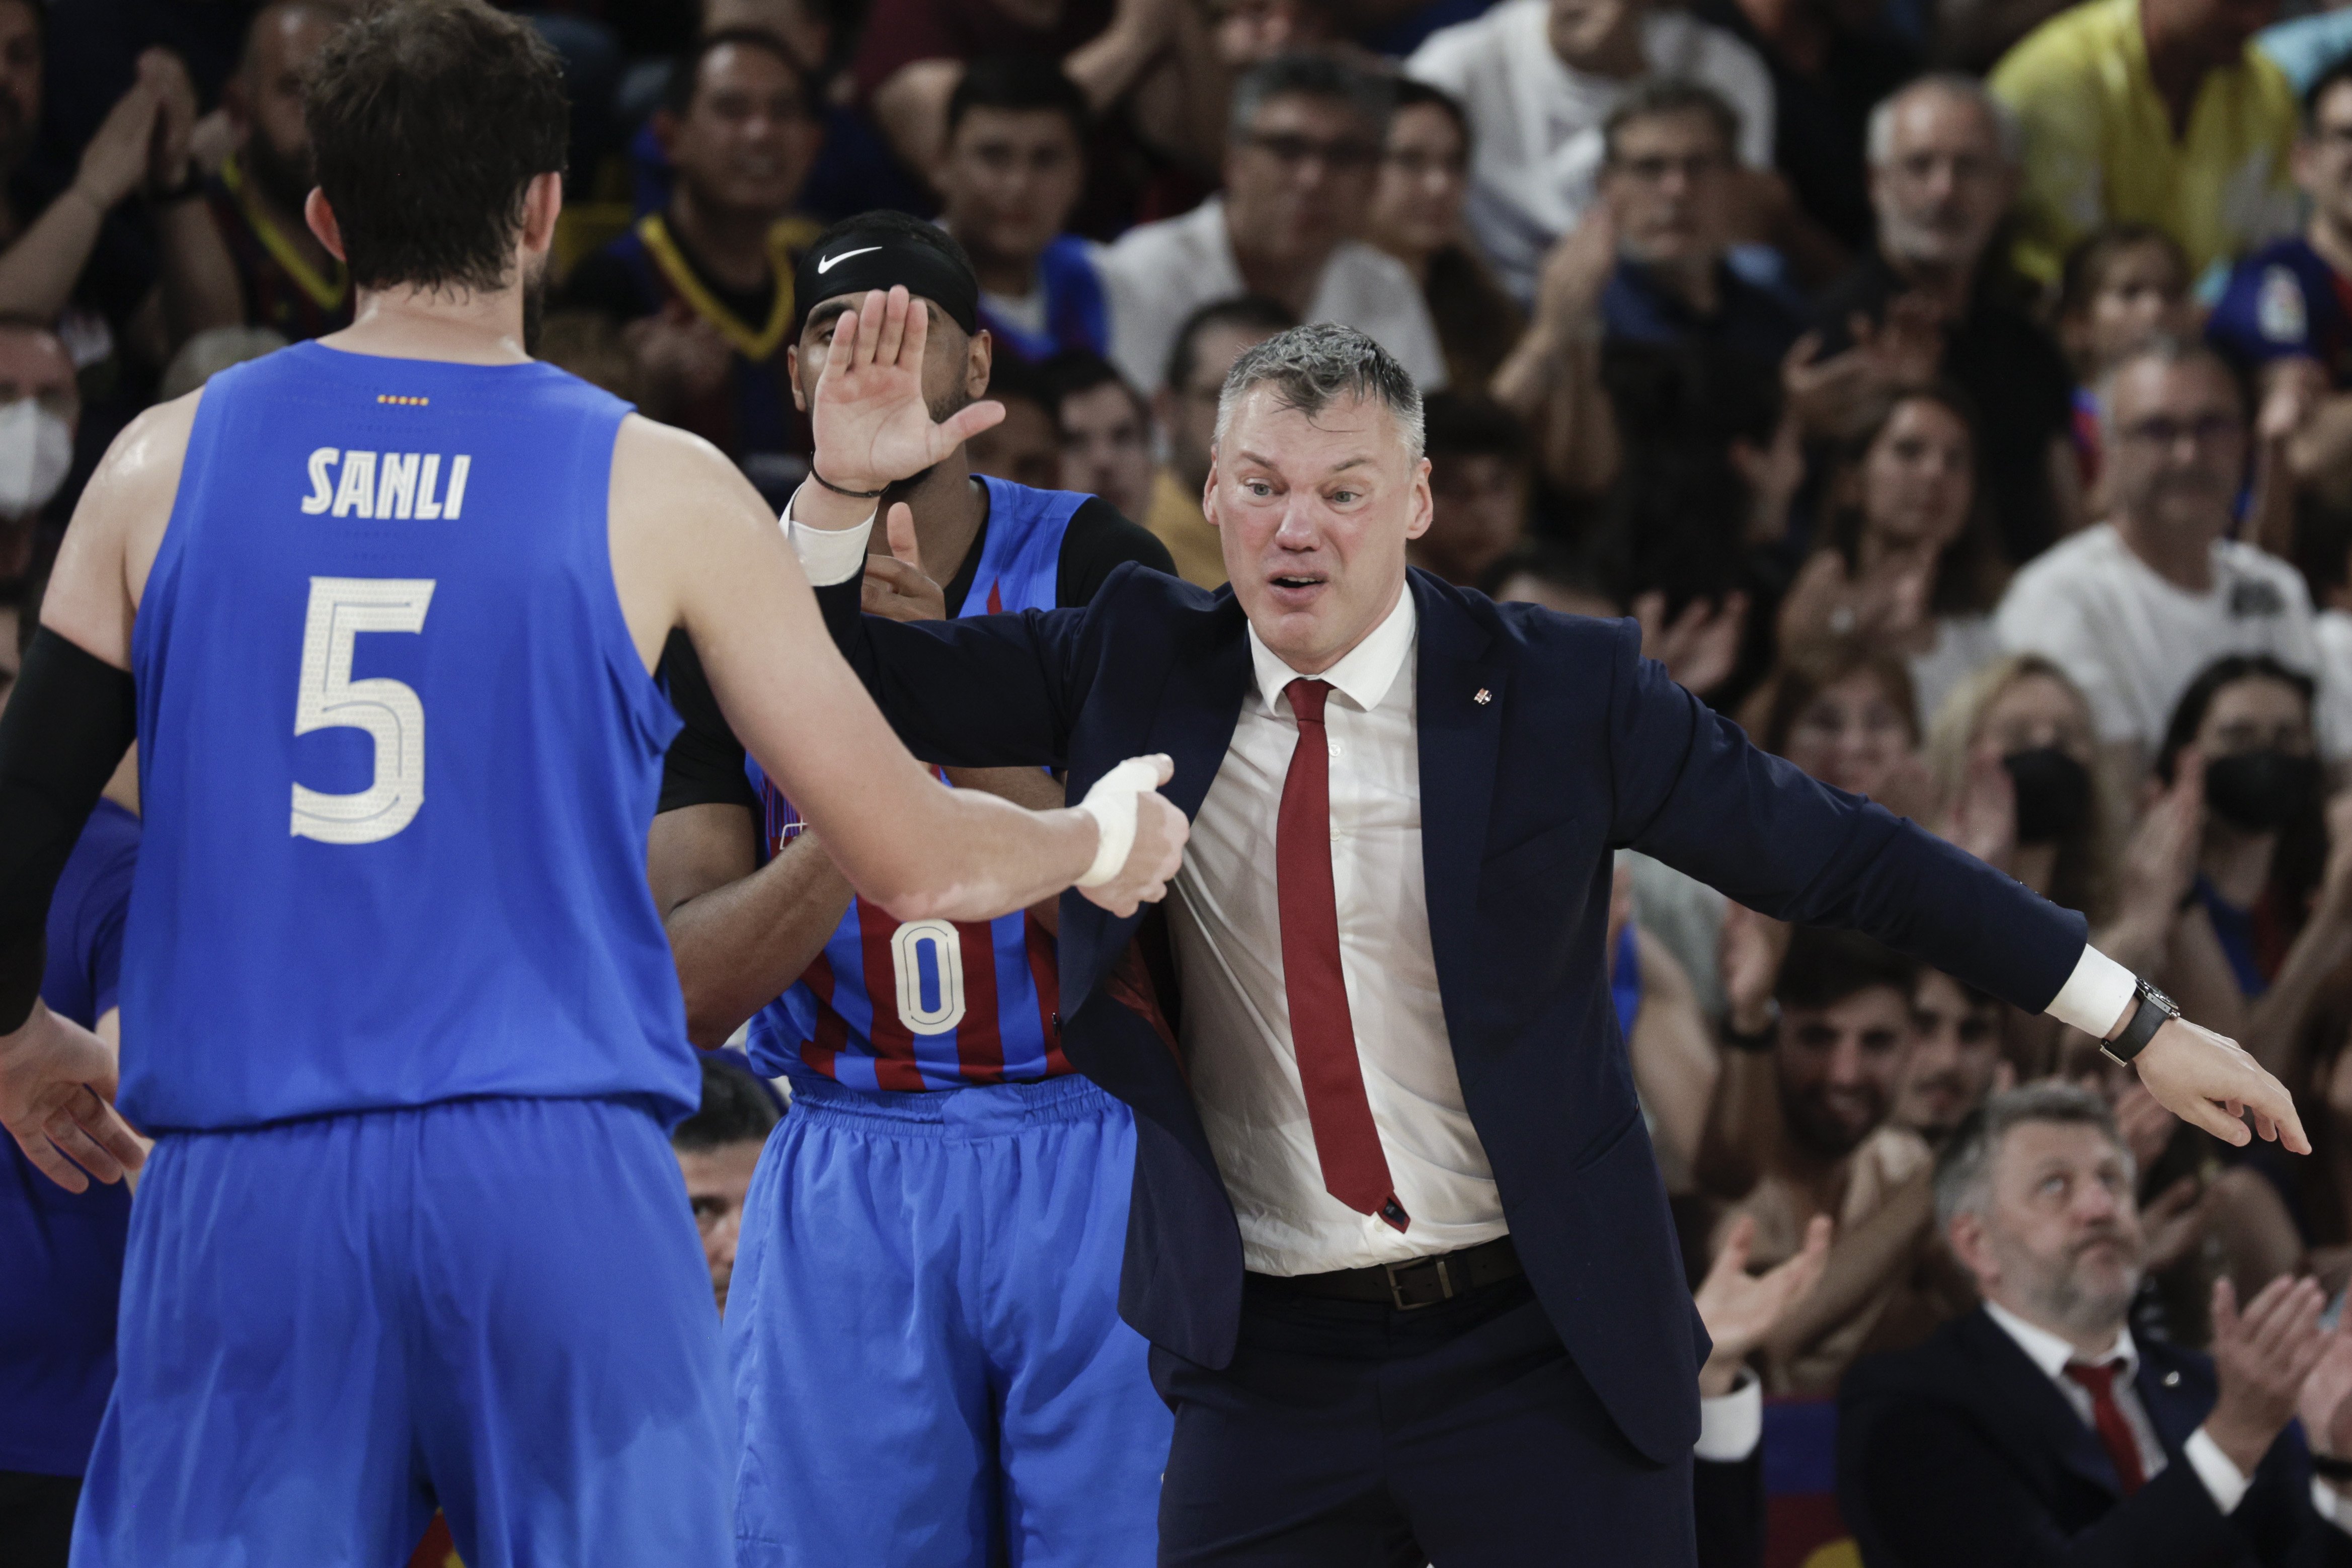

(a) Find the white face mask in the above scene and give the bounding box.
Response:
[0,396,72,517]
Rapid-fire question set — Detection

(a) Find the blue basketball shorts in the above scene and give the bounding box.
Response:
[71,1095,735,1567]
[728,1072,1171,1567]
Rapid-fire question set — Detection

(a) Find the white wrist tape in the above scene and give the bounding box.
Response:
[1074,756,1163,889]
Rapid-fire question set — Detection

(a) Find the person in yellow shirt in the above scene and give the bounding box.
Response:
[1990,0,2299,290]
[1146,295,1295,589]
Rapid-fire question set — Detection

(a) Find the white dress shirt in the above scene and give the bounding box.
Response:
[779,507,2144,1265]
[1981,1302,2250,1513]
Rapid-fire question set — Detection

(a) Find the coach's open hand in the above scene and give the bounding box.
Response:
[0,1000,146,1192]
[810,285,1004,495]
[2135,1014,2311,1154]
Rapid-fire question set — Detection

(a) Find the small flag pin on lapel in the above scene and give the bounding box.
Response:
[1473,688,1492,705]
[2163,1370,2181,1388]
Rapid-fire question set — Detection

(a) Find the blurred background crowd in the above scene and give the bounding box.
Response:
[26,0,2352,1561]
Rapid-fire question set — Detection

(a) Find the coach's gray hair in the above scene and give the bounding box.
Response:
[1865,71,2022,168]
[1214,323,1427,464]
[1227,52,1394,145]
[1932,1082,2132,1230]
[2092,331,2243,438]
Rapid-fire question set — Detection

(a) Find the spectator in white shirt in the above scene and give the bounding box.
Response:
[1099,53,1447,399]
[1996,336,2351,780]
[1405,0,1775,301]
[1840,1084,2352,1566]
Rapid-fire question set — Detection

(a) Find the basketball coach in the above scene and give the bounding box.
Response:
[771,278,2307,1563]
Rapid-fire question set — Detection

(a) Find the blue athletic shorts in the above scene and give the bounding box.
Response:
[728,1072,1170,1567]
[72,1095,734,1566]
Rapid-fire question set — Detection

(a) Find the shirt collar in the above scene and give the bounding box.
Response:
[1245,584,1418,718]
[1983,1300,2139,1385]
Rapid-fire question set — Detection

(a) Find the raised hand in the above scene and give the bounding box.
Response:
[1695,1212,1832,1396]
[810,286,1004,494]
[0,1002,146,1193]
[74,77,163,213]
[1938,743,2017,872]
[1634,591,1749,699]
[1719,902,1791,1037]
[2134,1013,2310,1152]
[2300,1323,2352,1463]
[2205,1274,2331,1473]
[861,501,948,622]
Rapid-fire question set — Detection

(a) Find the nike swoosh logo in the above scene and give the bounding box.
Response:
[816,246,882,274]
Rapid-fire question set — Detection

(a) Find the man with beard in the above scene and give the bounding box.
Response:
[1893,968,2009,1146]
[206,2,353,343]
[0,4,1187,1559]
[557,28,827,507]
[1840,1084,2352,1566]
[1998,336,2351,781]
[647,210,1180,1568]
[1707,926,1953,1396]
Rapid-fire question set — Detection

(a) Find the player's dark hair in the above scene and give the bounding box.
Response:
[1389,78,1469,145]
[662,26,820,120]
[1773,926,1918,1013]
[1041,349,1147,428]
[2308,52,2352,128]
[304,0,569,294]
[947,53,1089,143]
[1422,390,1529,463]
[673,1053,783,1152]
[1475,539,1616,606]
[982,350,1052,412]
[1164,295,1297,396]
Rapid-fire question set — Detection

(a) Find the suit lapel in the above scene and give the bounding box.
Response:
[1957,1310,2130,1500]
[1058,594,1253,1009]
[1411,574,1509,1038]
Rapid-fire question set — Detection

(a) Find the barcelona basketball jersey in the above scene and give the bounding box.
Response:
[746,477,1085,1090]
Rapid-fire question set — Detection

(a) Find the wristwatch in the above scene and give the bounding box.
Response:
[2101,977,2180,1067]
[1723,999,1780,1054]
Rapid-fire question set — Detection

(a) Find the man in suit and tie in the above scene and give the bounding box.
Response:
[1839,1084,2352,1566]
[779,278,2310,1562]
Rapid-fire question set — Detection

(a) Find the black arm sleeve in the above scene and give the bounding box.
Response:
[657,629,759,815]
[1056,497,1175,608]
[0,629,137,1030]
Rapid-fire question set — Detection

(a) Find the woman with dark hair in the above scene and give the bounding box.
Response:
[1364,79,1524,395]
[1775,382,2009,724]
[2153,655,2352,1076]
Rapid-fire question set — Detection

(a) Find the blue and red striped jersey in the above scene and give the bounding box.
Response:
[745,478,1085,1090]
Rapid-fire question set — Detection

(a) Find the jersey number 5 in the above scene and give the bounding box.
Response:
[290,576,436,845]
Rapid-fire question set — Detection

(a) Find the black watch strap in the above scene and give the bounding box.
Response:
[1723,1000,1779,1054]
[2102,979,2179,1065]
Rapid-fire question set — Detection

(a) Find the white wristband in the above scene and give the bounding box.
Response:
[1073,757,1163,888]
[780,486,877,587]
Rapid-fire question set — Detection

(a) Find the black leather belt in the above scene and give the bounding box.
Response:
[1247,1235,1522,1311]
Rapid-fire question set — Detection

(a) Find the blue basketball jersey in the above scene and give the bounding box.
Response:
[745,477,1081,1090]
[120,342,692,1131]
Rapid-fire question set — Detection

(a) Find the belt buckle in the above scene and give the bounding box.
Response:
[1383,1255,1455,1311]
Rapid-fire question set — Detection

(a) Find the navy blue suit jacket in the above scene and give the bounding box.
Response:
[817,563,2088,1464]
[1840,1307,2346,1567]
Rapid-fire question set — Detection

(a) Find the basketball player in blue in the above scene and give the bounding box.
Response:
[0,4,1187,1563]
[649,211,1181,1567]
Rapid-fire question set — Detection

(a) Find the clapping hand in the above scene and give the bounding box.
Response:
[2205,1274,2331,1474]
[1695,1212,1832,1397]
[810,286,1003,494]
[1938,743,2017,872]
[1633,591,1748,699]
[0,1002,146,1194]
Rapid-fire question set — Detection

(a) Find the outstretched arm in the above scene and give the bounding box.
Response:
[1605,625,2307,1154]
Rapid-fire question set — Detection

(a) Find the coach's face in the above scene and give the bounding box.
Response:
[1207,387,1432,673]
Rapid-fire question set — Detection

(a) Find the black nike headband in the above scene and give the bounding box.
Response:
[794,225,981,340]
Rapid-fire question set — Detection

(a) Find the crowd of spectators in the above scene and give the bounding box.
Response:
[37,0,2352,1560]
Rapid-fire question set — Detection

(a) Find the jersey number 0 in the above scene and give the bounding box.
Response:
[290,576,436,845]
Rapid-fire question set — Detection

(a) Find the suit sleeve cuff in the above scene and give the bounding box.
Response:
[2185,1425,2253,1515]
[2044,945,2137,1038]
[781,488,876,587]
[1694,1371,1762,1462]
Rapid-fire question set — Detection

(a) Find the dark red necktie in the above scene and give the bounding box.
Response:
[1276,678,1407,1232]
[2065,1359,2147,1494]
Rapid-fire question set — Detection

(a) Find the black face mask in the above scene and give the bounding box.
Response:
[2202,749,2322,834]
[2003,747,2091,844]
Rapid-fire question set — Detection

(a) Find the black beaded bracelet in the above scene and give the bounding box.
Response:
[809,468,887,500]
[2314,1453,2352,1482]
